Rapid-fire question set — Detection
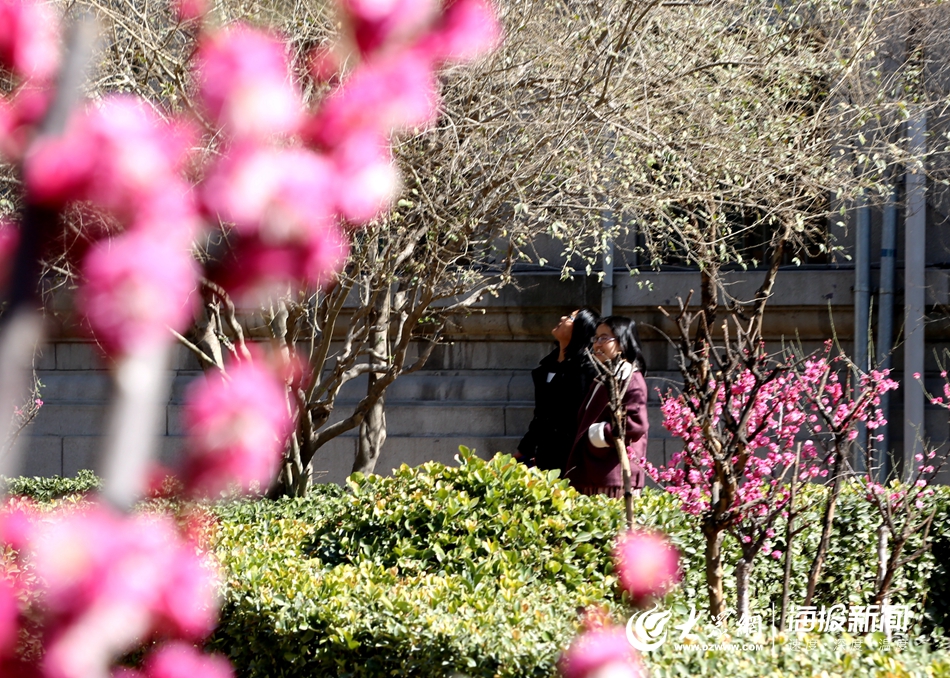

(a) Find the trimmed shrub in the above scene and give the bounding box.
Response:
[0,469,101,501]
[209,451,624,678]
[8,455,949,676]
[207,450,950,677]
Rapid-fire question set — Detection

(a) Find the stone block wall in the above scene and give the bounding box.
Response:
[17,268,950,486]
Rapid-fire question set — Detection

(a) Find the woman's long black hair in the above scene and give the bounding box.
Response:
[598,315,646,373]
[564,306,599,360]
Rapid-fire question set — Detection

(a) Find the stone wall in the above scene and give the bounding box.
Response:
[19,267,950,485]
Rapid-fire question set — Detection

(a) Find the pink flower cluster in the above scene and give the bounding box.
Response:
[0,0,59,82]
[0,502,227,678]
[612,530,681,606]
[181,358,295,497]
[193,0,499,298]
[559,626,643,678]
[23,96,201,356]
[652,344,898,544]
[4,0,500,343]
[559,530,679,678]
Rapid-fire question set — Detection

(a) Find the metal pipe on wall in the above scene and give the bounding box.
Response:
[875,183,897,481]
[904,110,927,480]
[854,191,871,474]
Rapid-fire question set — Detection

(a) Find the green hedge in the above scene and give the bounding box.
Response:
[206,450,950,677]
[1,469,101,502]
[7,457,950,677]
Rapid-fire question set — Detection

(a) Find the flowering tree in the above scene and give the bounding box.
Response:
[652,319,898,619]
[0,0,498,673]
[793,349,898,607]
[854,371,950,608]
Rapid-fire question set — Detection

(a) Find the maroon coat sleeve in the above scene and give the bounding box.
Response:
[588,371,648,458]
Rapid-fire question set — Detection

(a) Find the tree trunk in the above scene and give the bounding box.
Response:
[353,287,391,474]
[735,555,753,622]
[872,531,905,607]
[805,447,846,605]
[354,392,387,474]
[779,446,801,631]
[875,523,890,601]
[703,520,726,619]
[614,436,634,529]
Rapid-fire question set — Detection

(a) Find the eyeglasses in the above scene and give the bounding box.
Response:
[592,336,617,345]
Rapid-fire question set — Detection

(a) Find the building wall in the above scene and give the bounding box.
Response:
[20,268,950,486]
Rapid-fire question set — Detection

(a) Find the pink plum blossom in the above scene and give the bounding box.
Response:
[212,226,348,298]
[306,51,440,147]
[78,231,199,356]
[331,133,400,223]
[417,0,501,63]
[194,24,303,140]
[0,0,60,81]
[171,0,207,22]
[23,127,98,207]
[341,0,438,55]
[24,504,221,678]
[0,86,50,160]
[612,531,680,605]
[143,642,234,678]
[559,626,643,678]
[76,97,195,220]
[201,144,336,241]
[182,358,295,497]
[24,96,195,219]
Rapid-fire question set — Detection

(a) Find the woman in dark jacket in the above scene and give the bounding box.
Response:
[565,316,648,498]
[516,307,599,473]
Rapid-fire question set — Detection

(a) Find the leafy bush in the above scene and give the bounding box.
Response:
[207,450,950,678]
[209,450,624,678]
[0,469,101,501]
[647,630,950,678]
[5,457,949,676]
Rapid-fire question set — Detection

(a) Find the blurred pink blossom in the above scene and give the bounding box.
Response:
[418,0,501,64]
[341,0,438,55]
[559,626,643,678]
[0,86,50,160]
[25,505,221,678]
[201,144,336,241]
[307,52,439,147]
[612,530,680,605]
[213,225,348,298]
[77,97,195,220]
[182,358,295,497]
[23,128,97,207]
[171,0,207,22]
[78,231,199,356]
[331,133,400,223]
[0,0,60,81]
[143,642,233,678]
[24,96,194,219]
[195,24,303,140]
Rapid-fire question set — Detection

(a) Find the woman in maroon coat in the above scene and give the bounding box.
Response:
[565,316,648,498]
